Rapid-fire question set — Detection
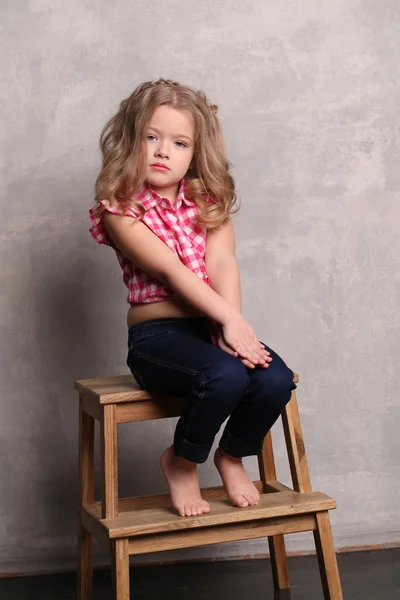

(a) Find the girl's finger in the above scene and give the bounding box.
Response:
[240,358,269,369]
[241,358,255,369]
[257,350,272,363]
[232,339,271,366]
[219,339,239,357]
[239,348,259,363]
[236,342,264,364]
[248,353,264,365]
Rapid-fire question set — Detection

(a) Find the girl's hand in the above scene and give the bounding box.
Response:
[219,320,272,369]
[217,334,259,368]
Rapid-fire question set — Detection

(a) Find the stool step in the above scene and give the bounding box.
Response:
[75,373,300,405]
[84,485,335,540]
[75,375,150,404]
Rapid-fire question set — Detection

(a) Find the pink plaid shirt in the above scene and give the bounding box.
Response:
[89,178,212,306]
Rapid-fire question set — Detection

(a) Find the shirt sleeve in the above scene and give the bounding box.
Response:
[88,200,140,246]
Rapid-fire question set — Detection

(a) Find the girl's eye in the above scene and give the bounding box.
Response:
[175,141,187,148]
[146,134,157,141]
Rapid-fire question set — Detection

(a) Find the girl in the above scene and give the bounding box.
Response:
[89,79,296,518]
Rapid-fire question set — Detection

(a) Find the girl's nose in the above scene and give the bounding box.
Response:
[156,143,169,159]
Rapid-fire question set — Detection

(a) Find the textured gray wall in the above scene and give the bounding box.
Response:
[1,0,399,575]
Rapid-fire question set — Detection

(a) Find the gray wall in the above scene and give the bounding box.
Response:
[1,0,399,575]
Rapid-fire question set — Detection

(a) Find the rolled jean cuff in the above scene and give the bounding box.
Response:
[219,430,263,459]
[173,433,213,464]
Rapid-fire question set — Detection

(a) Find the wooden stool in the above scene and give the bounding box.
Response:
[76,373,343,600]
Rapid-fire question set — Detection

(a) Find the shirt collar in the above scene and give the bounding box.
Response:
[137,179,196,211]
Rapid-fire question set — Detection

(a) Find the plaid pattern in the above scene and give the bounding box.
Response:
[89,179,212,305]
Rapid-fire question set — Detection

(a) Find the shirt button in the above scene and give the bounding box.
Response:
[197,272,204,279]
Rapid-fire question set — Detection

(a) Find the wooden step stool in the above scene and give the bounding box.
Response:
[76,373,343,599]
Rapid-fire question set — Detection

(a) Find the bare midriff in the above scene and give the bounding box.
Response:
[127,298,204,328]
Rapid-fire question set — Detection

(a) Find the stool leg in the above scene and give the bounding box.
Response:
[268,535,290,591]
[101,404,118,519]
[313,512,343,600]
[112,539,130,600]
[281,390,312,493]
[258,431,290,590]
[78,394,95,600]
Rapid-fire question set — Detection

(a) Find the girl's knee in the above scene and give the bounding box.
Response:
[256,361,296,399]
[273,367,296,396]
[207,358,248,399]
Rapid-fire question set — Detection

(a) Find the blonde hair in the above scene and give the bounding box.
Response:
[94,78,239,228]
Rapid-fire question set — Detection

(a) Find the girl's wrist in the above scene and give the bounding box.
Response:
[220,305,242,327]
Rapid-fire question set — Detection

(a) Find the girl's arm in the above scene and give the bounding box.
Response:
[103,212,269,366]
[205,220,270,368]
[205,219,242,313]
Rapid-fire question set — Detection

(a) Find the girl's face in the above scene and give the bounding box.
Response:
[144,105,195,202]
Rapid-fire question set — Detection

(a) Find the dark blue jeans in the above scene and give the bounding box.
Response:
[127,317,296,464]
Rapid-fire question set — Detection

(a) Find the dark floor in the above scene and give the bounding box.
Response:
[0,548,399,599]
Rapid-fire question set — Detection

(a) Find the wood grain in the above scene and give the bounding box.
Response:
[100,404,118,519]
[264,481,294,494]
[116,397,185,423]
[82,508,110,552]
[75,375,152,405]
[258,431,278,488]
[86,481,265,518]
[314,511,343,599]
[101,491,335,539]
[282,391,312,493]
[112,538,130,600]
[128,514,317,556]
[258,432,290,590]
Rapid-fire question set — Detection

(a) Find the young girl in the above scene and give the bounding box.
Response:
[89,78,296,518]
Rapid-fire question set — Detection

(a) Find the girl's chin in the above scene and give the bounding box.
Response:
[146,175,180,188]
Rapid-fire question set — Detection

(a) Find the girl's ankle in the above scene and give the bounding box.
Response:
[216,448,242,463]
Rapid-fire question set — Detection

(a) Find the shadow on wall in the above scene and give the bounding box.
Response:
[1,169,141,556]
[18,171,172,546]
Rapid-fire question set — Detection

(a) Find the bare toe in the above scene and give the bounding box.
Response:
[160,446,209,517]
[243,493,256,506]
[214,448,261,509]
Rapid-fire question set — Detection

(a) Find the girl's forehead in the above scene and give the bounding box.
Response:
[148,105,195,136]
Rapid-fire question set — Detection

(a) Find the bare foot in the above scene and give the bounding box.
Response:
[160,446,211,517]
[214,448,260,508]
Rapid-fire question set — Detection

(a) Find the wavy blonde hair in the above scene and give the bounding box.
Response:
[94,78,239,228]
